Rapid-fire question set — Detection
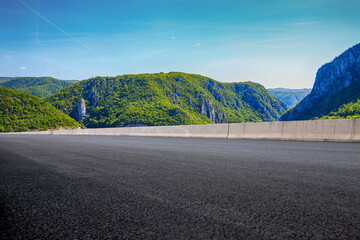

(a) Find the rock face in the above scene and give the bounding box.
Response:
[200,97,227,123]
[235,84,283,121]
[88,87,100,107]
[76,98,86,121]
[281,43,360,121]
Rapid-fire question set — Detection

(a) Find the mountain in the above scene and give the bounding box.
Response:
[281,43,360,121]
[319,99,360,119]
[0,77,15,83]
[47,72,287,128]
[267,88,311,109]
[0,86,81,132]
[0,77,78,98]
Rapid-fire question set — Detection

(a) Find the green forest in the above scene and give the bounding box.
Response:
[0,77,77,97]
[0,86,81,132]
[318,99,360,119]
[47,72,286,128]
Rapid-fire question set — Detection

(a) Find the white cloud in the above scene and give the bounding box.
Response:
[171,36,176,39]
[19,66,28,70]
[195,42,201,47]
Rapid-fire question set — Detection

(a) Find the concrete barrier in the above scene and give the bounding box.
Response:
[228,119,360,142]
[3,119,360,142]
[49,123,230,138]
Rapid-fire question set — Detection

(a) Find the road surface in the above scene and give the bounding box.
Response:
[0,135,359,239]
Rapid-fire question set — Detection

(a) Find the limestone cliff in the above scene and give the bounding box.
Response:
[76,98,86,121]
[281,43,360,121]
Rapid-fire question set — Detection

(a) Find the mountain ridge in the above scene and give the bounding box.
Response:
[0,77,78,97]
[267,88,311,109]
[47,72,287,128]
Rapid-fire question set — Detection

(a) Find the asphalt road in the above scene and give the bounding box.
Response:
[0,135,359,239]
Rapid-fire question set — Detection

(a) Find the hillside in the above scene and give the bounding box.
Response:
[267,88,311,109]
[281,43,360,121]
[47,72,287,128]
[0,77,78,97]
[318,99,360,119]
[0,86,81,132]
[0,77,14,83]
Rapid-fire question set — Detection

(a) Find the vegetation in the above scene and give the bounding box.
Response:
[267,88,311,109]
[317,99,360,119]
[0,87,81,132]
[47,72,287,128]
[0,77,78,97]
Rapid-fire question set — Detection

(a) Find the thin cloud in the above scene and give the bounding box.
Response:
[232,36,299,49]
[171,36,176,40]
[5,55,12,60]
[283,21,321,26]
[0,48,85,77]
[16,0,102,59]
[195,43,201,47]
[19,66,27,70]
[268,0,339,14]
[133,49,171,60]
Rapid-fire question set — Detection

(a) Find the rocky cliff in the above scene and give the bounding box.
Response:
[281,43,360,121]
[76,98,86,121]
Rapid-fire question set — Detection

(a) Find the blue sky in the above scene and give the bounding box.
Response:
[1,0,359,88]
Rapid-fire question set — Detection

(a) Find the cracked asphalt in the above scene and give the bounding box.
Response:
[0,134,359,239]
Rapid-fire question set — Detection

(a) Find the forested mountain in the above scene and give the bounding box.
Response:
[267,88,311,109]
[47,72,287,128]
[281,43,360,121]
[0,77,78,97]
[0,87,81,132]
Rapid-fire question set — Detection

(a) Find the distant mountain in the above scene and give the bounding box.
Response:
[0,87,81,132]
[281,43,360,121]
[0,77,78,97]
[47,72,287,128]
[267,88,311,109]
[0,77,15,83]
